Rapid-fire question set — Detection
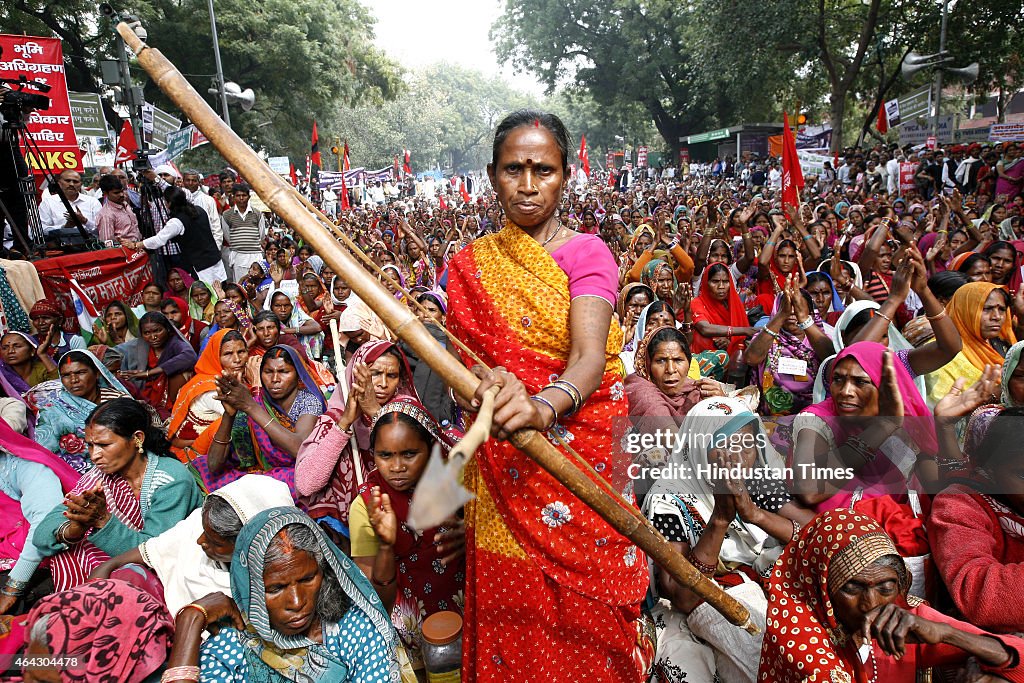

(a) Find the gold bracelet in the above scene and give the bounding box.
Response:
[873,310,893,324]
[175,603,209,623]
[212,436,230,445]
[926,309,947,322]
[262,416,275,430]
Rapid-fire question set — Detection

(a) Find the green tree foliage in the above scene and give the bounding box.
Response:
[492,0,801,155]
[0,0,402,161]
[332,64,539,172]
[946,0,1024,122]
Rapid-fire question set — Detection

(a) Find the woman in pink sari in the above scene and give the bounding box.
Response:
[996,142,1024,201]
[791,341,937,512]
[294,340,419,534]
[0,417,79,646]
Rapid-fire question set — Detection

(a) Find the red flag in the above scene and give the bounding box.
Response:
[459,177,471,204]
[343,140,350,172]
[578,135,590,177]
[403,149,412,175]
[340,173,351,211]
[289,163,298,186]
[310,121,323,168]
[876,104,888,134]
[439,194,448,210]
[114,120,137,166]
[780,111,804,211]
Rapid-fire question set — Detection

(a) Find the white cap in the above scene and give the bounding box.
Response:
[154,164,180,179]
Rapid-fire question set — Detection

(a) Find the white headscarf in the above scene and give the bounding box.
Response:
[811,299,923,403]
[642,397,787,577]
[138,475,293,616]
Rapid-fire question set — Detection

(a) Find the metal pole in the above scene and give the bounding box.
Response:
[115,33,143,151]
[206,0,230,127]
[931,0,949,138]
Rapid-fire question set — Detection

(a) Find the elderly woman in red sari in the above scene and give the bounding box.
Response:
[759,509,1024,682]
[446,111,649,681]
[190,345,326,498]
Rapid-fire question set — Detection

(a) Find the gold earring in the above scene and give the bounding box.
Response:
[135,437,144,455]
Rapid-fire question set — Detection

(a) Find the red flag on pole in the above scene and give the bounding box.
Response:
[459,177,471,204]
[876,104,888,134]
[340,173,351,211]
[310,121,323,168]
[289,163,298,186]
[439,194,448,210]
[578,135,590,178]
[114,120,137,166]
[403,149,412,175]
[781,111,804,211]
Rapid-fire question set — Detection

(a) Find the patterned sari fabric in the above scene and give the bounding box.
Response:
[199,507,398,683]
[357,398,462,667]
[446,223,648,682]
[32,349,130,473]
[758,510,913,683]
[25,578,173,683]
[191,345,326,497]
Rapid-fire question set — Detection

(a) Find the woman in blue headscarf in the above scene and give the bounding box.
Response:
[32,350,132,473]
[803,270,845,326]
[190,345,326,498]
[163,507,399,682]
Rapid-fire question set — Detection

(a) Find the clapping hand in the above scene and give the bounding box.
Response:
[934,365,1000,418]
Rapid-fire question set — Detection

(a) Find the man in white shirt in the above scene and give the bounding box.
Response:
[768,161,782,190]
[182,170,222,249]
[38,170,101,236]
[886,152,902,195]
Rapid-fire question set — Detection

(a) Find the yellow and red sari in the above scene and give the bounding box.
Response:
[446,223,650,682]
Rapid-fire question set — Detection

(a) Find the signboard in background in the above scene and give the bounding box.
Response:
[795,124,832,151]
[0,34,83,174]
[926,136,937,150]
[678,147,690,164]
[164,125,192,160]
[67,91,108,137]
[606,151,615,170]
[897,85,932,124]
[956,125,991,144]
[637,146,648,167]
[884,97,902,128]
[990,122,1024,142]
[143,104,181,149]
[898,114,954,146]
[795,150,832,176]
[687,127,730,144]
[268,156,290,174]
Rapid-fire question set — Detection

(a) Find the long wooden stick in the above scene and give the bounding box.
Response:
[118,23,756,633]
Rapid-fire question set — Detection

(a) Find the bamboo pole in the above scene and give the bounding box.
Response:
[117,23,756,634]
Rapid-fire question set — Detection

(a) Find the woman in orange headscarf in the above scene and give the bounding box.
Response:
[167,329,251,461]
[926,280,1017,404]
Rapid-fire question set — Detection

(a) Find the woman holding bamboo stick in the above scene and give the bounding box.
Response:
[445,110,651,682]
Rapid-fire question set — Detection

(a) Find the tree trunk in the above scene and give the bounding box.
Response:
[829,90,846,154]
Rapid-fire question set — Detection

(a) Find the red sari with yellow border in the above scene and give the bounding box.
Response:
[446,223,649,682]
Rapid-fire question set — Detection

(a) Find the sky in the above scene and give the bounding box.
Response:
[369,0,547,97]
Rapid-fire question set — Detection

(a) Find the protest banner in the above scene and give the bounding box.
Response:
[0,34,83,174]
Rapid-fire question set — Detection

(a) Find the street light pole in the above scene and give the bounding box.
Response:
[206,0,231,127]
[931,0,949,138]
[113,31,143,150]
